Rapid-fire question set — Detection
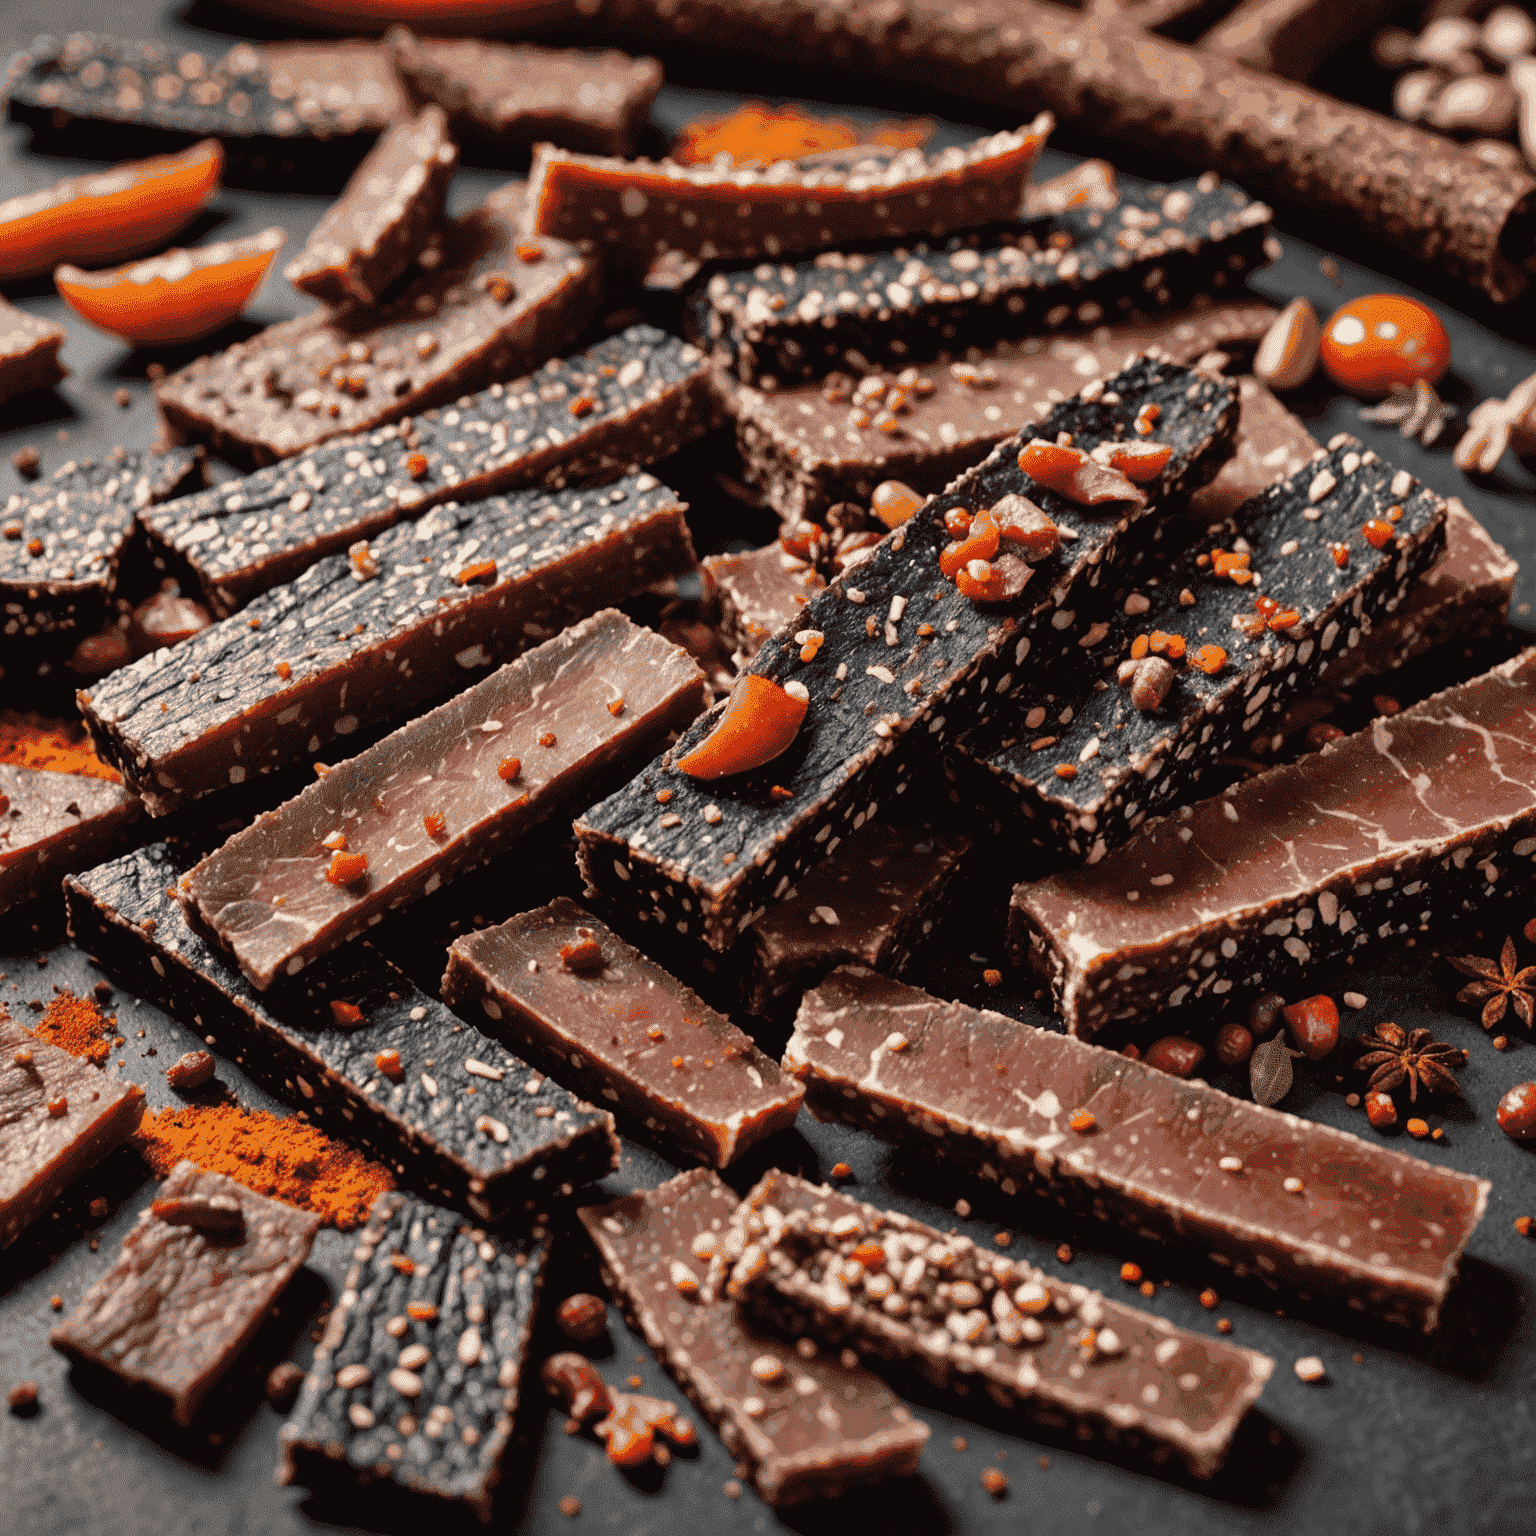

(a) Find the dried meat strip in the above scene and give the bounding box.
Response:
[0,296,66,406]
[81,473,694,815]
[64,844,619,1222]
[1183,376,1317,525]
[526,119,1050,274]
[726,1170,1273,1478]
[697,176,1274,385]
[139,325,715,615]
[278,1191,548,1519]
[285,107,459,309]
[1198,0,1404,82]
[728,301,1276,522]
[0,1010,144,1249]
[703,543,825,661]
[576,358,1238,952]
[1011,649,1536,1037]
[50,1161,322,1423]
[442,898,802,1167]
[954,436,1447,864]
[179,609,703,989]
[0,763,140,914]
[580,1169,931,1504]
[155,183,599,468]
[786,968,1490,1333]
[387,29,662,158]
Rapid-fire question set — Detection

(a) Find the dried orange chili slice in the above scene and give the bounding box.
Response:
[55,227,284,348]
[0,140,223,284]
[676,674,809,780]
[1097,441,1174,484]
[1016,438,1146,506]
[671,101,932,167]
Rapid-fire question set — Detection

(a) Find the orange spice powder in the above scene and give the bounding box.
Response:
[0,711,121,782]
[135,1103,394,1229]
[32,991,112,1065]
[671,102,933,167]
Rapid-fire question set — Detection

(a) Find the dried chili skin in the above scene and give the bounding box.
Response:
[676,674,809,780]
[55,227,284,348]
[0,140,223,283]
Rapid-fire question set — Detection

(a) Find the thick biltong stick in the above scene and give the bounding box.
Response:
[141,325,716,615]
[0,763,141,914]
[588,0,1536,305]
[0,296,65,405]
[576,358,1238,951]
[693,174,1273,384]
[579,1169,930,1505]
[726,1170,1274,1478]
[80,473,694,816]
[51,1161,322,1425]
[180,610,703,990]
[64,845,619,1221]
[1199,0,1405,81]
[279,1192,549,1520]
[954,436,1447,863]
[1011,649,1536,1037]
[785,968,1491,1333]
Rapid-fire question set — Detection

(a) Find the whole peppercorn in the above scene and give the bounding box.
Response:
[1214,1022,1255,1067]
[1496,1081,1536,1142]
[1143,1036,1207,1078]
[1364,1091,1398,1130]
[556,1293,608,1342]
[1247,992,1288,1040]
[1282,995,1340,1059]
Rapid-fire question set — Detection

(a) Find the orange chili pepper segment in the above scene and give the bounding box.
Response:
[0,140,223,284]
[55,226,284,348]
[1016,437,1146,506]
[1099,441,1174,484]
[938,509,1000,579]
[676,674,809,781]
[671,101,933,167]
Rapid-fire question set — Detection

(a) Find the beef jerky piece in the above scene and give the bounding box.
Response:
[443,898,801,1167]
[1184,377,1316,524]
[65,845,619,1222]
[4,34,387,172]
[728,301,1276,521]
[3,447,202,655]
[955,438,1447,864]
[696,175,1274,385]
[576,358,1238,952]
[81,474,694,815]
[703,543,825,660]
[140,326,715,615]
[155,183,600,468]
[0,297,66,406]
[0,764,140,914]
[387,30,662,158]
[1315,496,1516,692]
[591,0,1536,306]
[526,119,1050,275]
[285,108,458,309]
[580,1169,930,1503]
[0,1011,144,1248]
[1199,0,1404,81]
[248,40,409,134]
[278,1192,548,1519]
[181,610,703,989]
[726,1170,1273,1477]
[50,1161,321,1422]
[744,822,968,1014]
[786,968,1490,1332]
[1011,649,1536,1037]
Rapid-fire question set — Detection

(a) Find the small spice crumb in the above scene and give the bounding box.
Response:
[1120,1262,1142,1285]
[829,1162,852,1179]
[993,1231,1010,1248]
[265,1362,305,1413]
[981,1468,1008,1497]
[1515,1215,1533,1238]
[1352,1353,1365,1366]
[1200,1288,1218,1309]
[558,1495,581,1517]
[953,1198,971,1218]
[1495,1035,1510,1050]
[114,388,132,409]
[1068,1108,1096,1132]
[724,1480,742,1499]
[1038,1456,1050,1470]
[49,1295,62,1311]
[7,1380,39,1413]
[982,968,1002,986]
[1139,1280,1156,1298]
[1293,1355,1327,1384]
[1342,991,1367,1009]
[952,1436,968,1452]
[1406,1117,1430,1138]
[11,446,40,477]
[1217,1318,1233,1334]
[1056,1243,1072,1264]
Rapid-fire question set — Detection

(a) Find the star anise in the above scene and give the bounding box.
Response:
[1354,1021,1467,1102]
[1449,936,1536,1029]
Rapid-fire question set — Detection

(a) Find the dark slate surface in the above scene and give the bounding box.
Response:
[4,2,1536,1534]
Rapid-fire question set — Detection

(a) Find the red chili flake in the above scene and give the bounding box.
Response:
[390,1254,415,1274]
[326,850,369,885]
[1405,1117,1429,1138]
[1362,519,1395,549]
[274,660,292,680]
[423,811,447,838]
[1191,644,1226,675]
[1385,504,1404,523]
[47,1095,68,1118]
[1129,634,1150,660]
[538,732,557,748]
[981,1468,1008,1497]
[671,1055,685,1069]
[569,395,597,418]
[983,967,1002,986]
[829,1162,852,1179]
[1231,612,1266,638]
[1054,763,1077,779]
[943,506,974,539]
[1331,543,1349,568]
[376,1049,404,1081]
[1056,1244,1073,1263]
[456,558,497,586]
[49,1296,62,1312]
[607,697,625,716]
[850,1240,886,1270]
[329,1000,364,1027]
[559,936,604,972]
[1068,1108,1096,1132]
[1133,402,1161,436]
[1254,595,1278,617]
[497,757,521,783]
[407,1301,438,1321]
[26,538,45,557]
[481,274,514,303]
[1211,549,1250,579]
[1200,1288,1218,1309]
[1373,693,1401,717]
[516,240,545,263]
[769,785,794,802]
[406,452,428,480]
[1267,608,1302,631]
[656,788,672,804]
[1217,1318,1234,1334]
[1516,1216,1533,1238]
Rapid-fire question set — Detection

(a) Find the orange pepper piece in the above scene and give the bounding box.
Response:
[676,674,809,780]
[55,226,284,348]
[671,101,932,167]
[1016,438,1089,489]
[1100,441,1174,483]
[0,140,223,284]
[938,508,1000,578]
